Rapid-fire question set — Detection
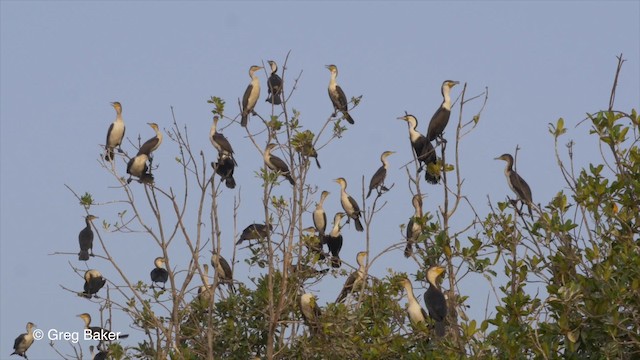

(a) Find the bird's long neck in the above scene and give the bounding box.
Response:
[329,71,337,88]
[427,273,440,289]
[414,204,422,218]
[442,86,453,111]
[381,156,390,169]
[407,119,421,142]
[330,218,341,237]
[263,147,272,162]
[403,283,418,303]
[155,128,163,142]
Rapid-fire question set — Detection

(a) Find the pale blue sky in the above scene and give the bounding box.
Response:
[1,1,639,358]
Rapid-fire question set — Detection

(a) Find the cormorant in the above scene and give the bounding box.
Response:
[241,65,263,127]
[265,60,283,105]
[210,250,234,292]
[334,177,363,232]
[495,154,533,217]
[137,122,163,165]
[236,223,273,245]
[426,80,459,143]
[78,214,98,261]
[313,191,330,237]
[400,278,428,327]
[197,264,213,309]
[264,143,295,185]
[398,114,440,184]
[424,265,447,337]
[288,263,330,278]
[11,322,35,359]
[336,251,367,303]
[323,212,345,268]
[104,102,125,161]
[367,151,395,198]
[404,194,424,258]
[326,64,355,124]
[81,269,106,299]
[90,346,109,360]
[300,293,321,336]
[150,257,169,290]
[210,116,237,164]
[126,153,154,184]
[77,313,129,343]
[212,153,236,189]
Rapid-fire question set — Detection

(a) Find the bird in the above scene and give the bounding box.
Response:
[210,116,237,165]
[236,223,273,245]
[299,293,322,336]
[264,143,295,185]
[313,191,330,237]
[334,177,363,232]
[265,60,283,105]
[90,346,109,360]
[495,153,534,217]
[126,153,154,184]
[81,269,106,299]
[404,194,424,258]
[150,257,169,290]
[424,265,447,337]
[326,64,355,124]
[336,251,368,303]
[241,65,263,127]
[288,263,330,278]
[367,150,395,198]
[323,212,345,268]
[11,322,35,359]
[77,313,129,343]
[400,278,428,327]
[210,250,234,292]
[104,102,125,161]
[426,80,460,143]
[211,153,236,189]
[197,264,214,309]
[78,214,98,261]
[137,122,163,163]
[398,114,440,184]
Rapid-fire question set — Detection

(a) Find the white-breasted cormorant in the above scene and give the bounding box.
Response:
[427,80,459,143]
[265,60,283,105]
[241,65,263,127]
[137,122,163,164]
[150,257,169,290]
[313,191,330,237]
[126,153,154,184]
[210,116,237,165]
[367,150,395,198]
[104,102,125,161]
[77,313,129,342]
[236,223,273,245]
[78,214,98,261]
[336,251,367,303]
[81,269,106,299]
[495,153,534,217]
[398,114,440,184]
[210,250,234,292]
[11,322,35,359]
[323,212,345,268]
[326,64,354,124]
[400,278,428,327]
[424,265,447,337]
[264,143,295,185]
[334,177,363,232]
[404,194,424,258]
[300,293,321,336]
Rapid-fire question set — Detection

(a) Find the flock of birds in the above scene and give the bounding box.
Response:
[11,61,536,359]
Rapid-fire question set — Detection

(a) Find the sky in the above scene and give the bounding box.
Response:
[1,1,639,358]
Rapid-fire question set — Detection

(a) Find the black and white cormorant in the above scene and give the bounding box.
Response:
[264,143,295,185]
[404,194,424,258]
[212,153,236,189]
[150,257,169,290]
[104,102,125,161]
[424,265,447,337]
[367,151,395,198]
[236,223,273,245]
[241,65,263,127]
[495,154,534,217]
[126,153,154,184]
[326,64,354,124]
[323,212,345,268]
[210,250,234,292]
[426,80,459,143]
[11,322,35,359]
[81,269,106,299]
[334,177,363,232]
[300,293,322,336]
[77,313,129,342]
[398,114,440,184]
[336,251,367,303]
[137,122,163,161]
[78,214,98,261]
[313,191,330,237]
[400,278,428,327]
[265,60,283,105]
[90,346,109,360]
[210,116,237,164]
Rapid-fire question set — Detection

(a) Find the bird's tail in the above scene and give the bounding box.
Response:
[286,175,295,186]
[225,176,236,189]
[272,93,282,105]
[314,157,321,169]
[434,321,446,337]
[344,112,355,124]
[404,243,413,258]
[354,217,364,232]
[366,188,373,199]
[78,250,90,261]
[331,256,342,268]
[425,170,441,185]
[241,114,248,127]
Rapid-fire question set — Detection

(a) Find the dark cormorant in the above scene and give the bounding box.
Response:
[334,177,363,232]
[11,322,35,359]
[313,191,330,237]
[398,114,440,184]
[495,153,534,217]
[424,265,447,336]
[77,313,129,342]
[104,102,125,161]
[137,122,163,159]
[426,80,459,143]
[336,251,367,303]
[241,65,263,127]
[326,64,354,124]
[210,250,234,292]
[265,60,283,105]
[264,143,295,185]
[212,153,236,189]
[400,278,428,327]
[236,223,273,245]
[81,269,106,299]
[323,212,345,268]
[78,214,98,261]
[367,150,395,198]
[404,194,424,258]
[300,293,322,336]
[150,257,169,290]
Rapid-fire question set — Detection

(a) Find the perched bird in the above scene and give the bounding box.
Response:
[236,223,273,245]
[126,153,154,184]
[104,102,125,161]
[326,64,355,124]
[424,266,447,337]
[78,214,98,261]
[264,143,295,185]
[398,114,440,184]
[90,346,109,360]
[265,60,283,105]
[426,80,460,143]
[300,293,322,336]
[77,313,129,343]
[313,191,330,237]
[367,151,395,198]
[241,65,263,127]
[303,226,325,261]
[211,153,236,189]
[334,177,363,232]
[288,263,330,278]
[81,269,106,299]
[11,322,35,359]
[336,251,368,303]
[495,153,534,217]
[323,212,345,268]
[400,278,428,327]
[150,257,169,290]
[137,122,163,162]
[210,116,237,164]
[404,194,424,258]
[197,264,213,309]
[210,250,234,292]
